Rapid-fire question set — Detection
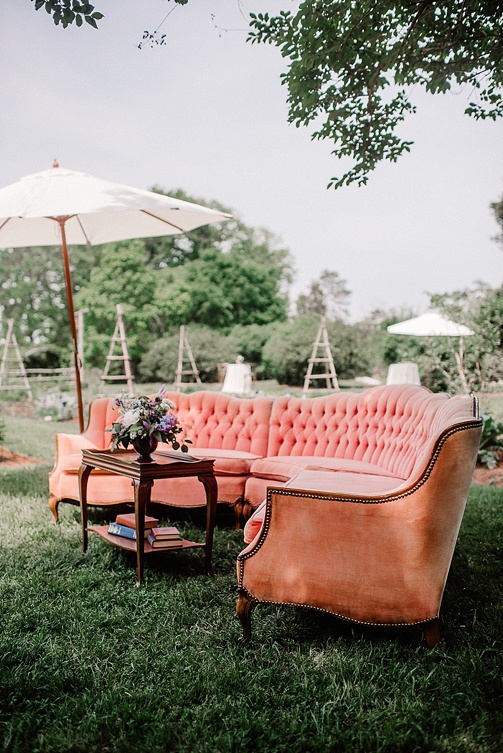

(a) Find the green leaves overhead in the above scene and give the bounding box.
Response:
[32,0,103,29]
[29,1,502,187]
[249,1,503,188]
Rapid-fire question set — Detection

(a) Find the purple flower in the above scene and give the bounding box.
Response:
[157,414,177,433]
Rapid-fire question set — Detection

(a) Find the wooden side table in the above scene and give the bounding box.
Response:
[78,448,217,586]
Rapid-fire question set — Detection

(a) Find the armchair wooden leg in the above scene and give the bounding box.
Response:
[49,495,60,524]
[233,498,244,529]
[423,618,443,649]
[233,497,254,529]
[241,498,253,525]
[236,590,256,644]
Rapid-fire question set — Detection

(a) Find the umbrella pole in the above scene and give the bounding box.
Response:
[57,218,85,432]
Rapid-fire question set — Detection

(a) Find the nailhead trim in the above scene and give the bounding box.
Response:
[236,586,438,629]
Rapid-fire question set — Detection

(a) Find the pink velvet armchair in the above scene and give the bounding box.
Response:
[236,392,482,647]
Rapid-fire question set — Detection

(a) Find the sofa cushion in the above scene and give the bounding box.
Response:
[284,469,403,496]
[183,448,262,476]
[250,455,404,483]
[243,469,404,543]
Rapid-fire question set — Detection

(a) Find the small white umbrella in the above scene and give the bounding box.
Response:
[387,311,475,391]
[387,312,474,337]
[0,163,232,430]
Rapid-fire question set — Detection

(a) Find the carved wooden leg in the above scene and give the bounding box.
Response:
[132,478,153,587]
[234,498,253,529]
[236,590,256,644]
[240,498,253,525]
[49,495,60,524]
[199,472,217,576]
[423,618,443,648]
[78,464,93,553]
[233,498,244,530]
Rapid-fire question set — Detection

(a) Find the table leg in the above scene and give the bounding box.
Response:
[199,473,218,576]
[78,464,93,552]
[132,478,153,586]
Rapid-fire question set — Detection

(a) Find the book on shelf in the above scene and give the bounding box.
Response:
[107,522,145,540]
[149,526,182,541]
[147,531,184,549]
[115,512,159,529]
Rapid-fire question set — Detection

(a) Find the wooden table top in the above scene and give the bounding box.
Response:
[81,448,215,480]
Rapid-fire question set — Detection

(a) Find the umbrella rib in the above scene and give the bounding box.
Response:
[75,216,93,245]
[140,209,186,233]
[0,217,12,232]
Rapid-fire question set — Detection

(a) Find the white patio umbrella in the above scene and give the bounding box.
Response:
[386,312,474,338]
[387,311,475,391]
[0,162,232,430]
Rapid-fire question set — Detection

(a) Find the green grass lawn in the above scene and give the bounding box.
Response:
[0,478,501,750]
[0,394,502,752]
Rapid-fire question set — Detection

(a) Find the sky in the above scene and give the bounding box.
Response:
[1,0,502,322]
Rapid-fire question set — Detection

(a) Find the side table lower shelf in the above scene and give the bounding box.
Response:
[88,525,206,554]
[79,450,217,585]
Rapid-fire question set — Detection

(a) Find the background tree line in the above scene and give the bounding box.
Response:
[0,186,502,392]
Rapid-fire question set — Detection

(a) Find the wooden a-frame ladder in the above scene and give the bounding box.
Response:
[174,325,201,390]
[0,318,33,400]
[302,316,339,397]
[100,303,135,395]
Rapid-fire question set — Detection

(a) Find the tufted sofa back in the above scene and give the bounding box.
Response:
[164,391,273,457]
[82,387,477,480]
[266,385,477,480]
[82,392,274,457]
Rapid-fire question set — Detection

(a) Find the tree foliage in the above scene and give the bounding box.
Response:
[262,315,372,386]
[228,322,278,377]
[145,188,293,290]
[0,244,101,361]
[138,326,238,384]
[296,269,351,319]
[31,0,103,29]
[154,246,290,330]
[491,194,503,246]
[75,241,161,368]
[249,1,503,187]
[32,1,503,188]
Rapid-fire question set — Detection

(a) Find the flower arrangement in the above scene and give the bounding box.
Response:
[109,386,191,455]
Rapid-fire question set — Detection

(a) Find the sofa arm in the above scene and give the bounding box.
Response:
[237,422,482,634]
[52,433,101,473]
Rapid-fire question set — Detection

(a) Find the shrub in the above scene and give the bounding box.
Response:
[262,317,374,386]
[228,322,278,378]
[262,319,317,385]
[477,413,503,469]
[138,326,239,383]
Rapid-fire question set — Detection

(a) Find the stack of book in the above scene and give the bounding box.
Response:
[107,512,159,541]
[147,526,183,549]
[107,514,183,549]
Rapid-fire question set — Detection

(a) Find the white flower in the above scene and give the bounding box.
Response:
[121,409,140,428]
[161,399,176,411]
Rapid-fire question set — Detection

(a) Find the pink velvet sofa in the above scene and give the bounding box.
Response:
[236,386,482,647]
[50,385,481,644]
[49,390,273,522]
